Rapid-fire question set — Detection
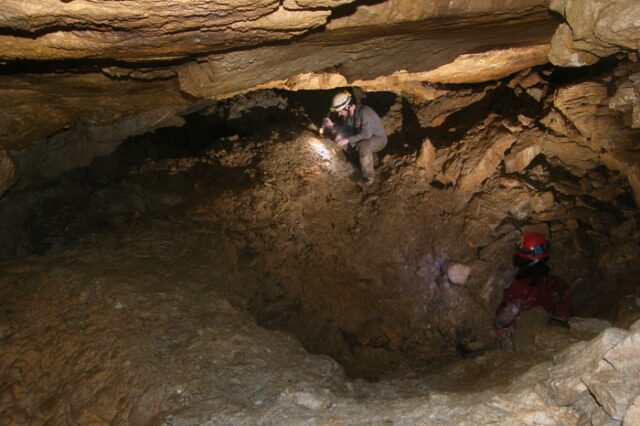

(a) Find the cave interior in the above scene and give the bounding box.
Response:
[1,1,640,424]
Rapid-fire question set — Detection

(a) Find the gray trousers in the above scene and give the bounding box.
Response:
[356,135,387,180]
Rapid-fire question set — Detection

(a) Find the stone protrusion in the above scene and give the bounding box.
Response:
[549,0,640,67]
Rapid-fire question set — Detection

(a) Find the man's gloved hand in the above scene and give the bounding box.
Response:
[323,117,334,129]
[495,327,515,352]
[335,137,350,150]
[495,326,512,340]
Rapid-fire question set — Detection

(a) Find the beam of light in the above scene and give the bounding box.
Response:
[307,136,335,163]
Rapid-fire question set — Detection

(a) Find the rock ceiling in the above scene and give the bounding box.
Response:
[0,0,639,197]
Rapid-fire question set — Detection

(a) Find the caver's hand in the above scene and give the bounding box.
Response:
[495,326,512,340]
[322,117,334,129]
[335,138,349,150]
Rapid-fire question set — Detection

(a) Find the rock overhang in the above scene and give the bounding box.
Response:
[0,0,639,198]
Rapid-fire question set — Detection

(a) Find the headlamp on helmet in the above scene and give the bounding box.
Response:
[515,231,550,260]
[331,90,352,112]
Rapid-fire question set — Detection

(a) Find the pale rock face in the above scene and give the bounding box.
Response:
[609,73,640,113]
[416,137,436,181]
[604,326,640,373]
[625,396,640,426]
[0,0,332,61]
[539,109,582,139]
[609,71,640,129]
[0,74,192,151]
[548,0,640,148]
[569,317,613,336]
[530,192,554,213]
[327,0,549,30]
[410,45,551,85]
[549,0,640,66]
[283,0,353,9]
[447,262,471,285]
[535,79,640,206]
[544,327,628,405]
[553,82,619,140]
[433,115,518,191]
[582,369,640,420]
[503,133,543,174]
[458,133,517,192]
[549,24,601,67]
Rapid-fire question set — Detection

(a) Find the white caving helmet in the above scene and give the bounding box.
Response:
[330,90,352,112]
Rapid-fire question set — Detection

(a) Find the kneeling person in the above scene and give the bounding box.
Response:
[322,90,387,188]
[494,231,572,339]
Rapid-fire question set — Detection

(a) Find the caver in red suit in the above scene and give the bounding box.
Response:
[494,231,572,337]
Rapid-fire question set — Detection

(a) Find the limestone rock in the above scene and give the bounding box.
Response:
[549,0,640,66]
[458,132,516,192]
[540,135,598,176]
[413,87,493,128]
[504,130,543,173]
[517,114,535,127]
[569,317,612,336]
[633,105,640,129]
[553,82,618,140]
[601,153,640,207]
[283,0,352,9]
[0,73,192,151]
[539,109,582,139]
[416,45,551,84]
[530,191,555,213]
[604,321,640,373]
[609,74,640,113]
[544,327,628,405]
[590,404,621,426]
[327,0,550,30]
[624,395,640,426]
[0,1,560,157]
[609,72,640,129]
[434,115,518,192]
[447,262,471,285]
[0,0,332,61]
[549,23,601,67]
[582,369,640,420]
[614,295,640,331]
[416,137,436,181]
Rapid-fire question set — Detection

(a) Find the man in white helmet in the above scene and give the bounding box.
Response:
[322,90,387,188]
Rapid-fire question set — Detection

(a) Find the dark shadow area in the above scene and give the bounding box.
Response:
[0,58,183,76]
[328,0,387,22]
[0,104,292,260]
[547,56,622,88]
[383,96,425,157]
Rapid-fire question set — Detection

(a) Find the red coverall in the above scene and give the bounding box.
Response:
[494,273,572,334]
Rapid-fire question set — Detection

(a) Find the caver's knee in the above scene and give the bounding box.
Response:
[358,147,372,161]
[357,138,379,155]
[357,141,371,156]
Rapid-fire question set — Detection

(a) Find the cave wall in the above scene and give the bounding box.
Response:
[1,0,639,205]
[1,60,638,378]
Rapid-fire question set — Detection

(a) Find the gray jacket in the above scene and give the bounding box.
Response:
[342,105,387,148]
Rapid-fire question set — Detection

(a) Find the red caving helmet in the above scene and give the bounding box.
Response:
[515,231,550,260]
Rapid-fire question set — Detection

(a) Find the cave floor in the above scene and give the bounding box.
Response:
[0,127,614,424]
[0,208,586,424]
